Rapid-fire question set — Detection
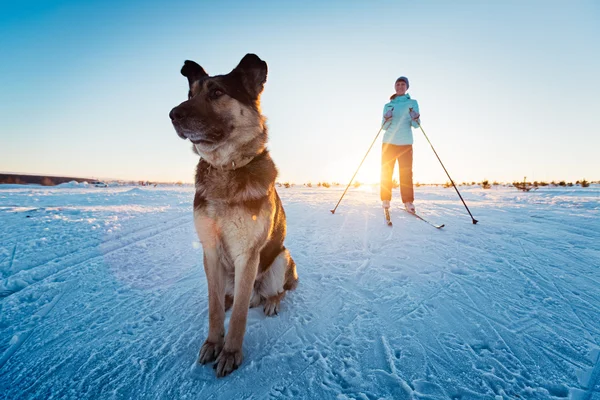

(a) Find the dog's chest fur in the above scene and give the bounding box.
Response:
[193,151,278,267]
[194,150,276,205]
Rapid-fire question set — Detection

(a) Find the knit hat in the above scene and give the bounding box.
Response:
[395,76,409,89]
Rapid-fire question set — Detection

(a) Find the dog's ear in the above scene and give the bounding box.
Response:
[181,60,208,87]
[232,54,268,98]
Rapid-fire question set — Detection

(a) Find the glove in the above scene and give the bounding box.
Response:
[384,108,393,121]
[409,108,420,121]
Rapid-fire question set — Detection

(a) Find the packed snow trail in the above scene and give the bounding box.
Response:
[0,184,599,399]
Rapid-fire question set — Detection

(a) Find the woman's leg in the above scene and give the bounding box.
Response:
[380,143,398,202]
[397,145,414,203]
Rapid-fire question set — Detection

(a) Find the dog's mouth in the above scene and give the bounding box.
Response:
[189,137,216,145]
[172,124,224,146]
[185,130,223,145]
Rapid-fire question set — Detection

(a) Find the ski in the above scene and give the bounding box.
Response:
[384,208,393,226]
[406,210,445,229]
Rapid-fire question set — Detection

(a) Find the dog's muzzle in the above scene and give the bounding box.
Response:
[169,103,227,146]
[169,105,191,140]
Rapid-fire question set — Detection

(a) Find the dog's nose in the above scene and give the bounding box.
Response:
[169,106,186,121]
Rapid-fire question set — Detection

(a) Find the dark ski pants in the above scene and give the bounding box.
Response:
[380,143,414,203]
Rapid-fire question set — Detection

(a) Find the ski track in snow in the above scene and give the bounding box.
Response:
[0,184,599,399]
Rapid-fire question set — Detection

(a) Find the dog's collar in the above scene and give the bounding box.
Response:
[197,147,265,171]
[215,155,256,171]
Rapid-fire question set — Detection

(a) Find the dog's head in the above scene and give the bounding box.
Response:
[169,54,269,166]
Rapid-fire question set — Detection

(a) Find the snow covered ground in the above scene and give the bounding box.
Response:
[0,183,599,399]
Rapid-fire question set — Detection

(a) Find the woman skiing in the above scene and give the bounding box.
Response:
[381,76,420,214]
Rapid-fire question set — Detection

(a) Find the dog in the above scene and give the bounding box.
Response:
[169,54,298,377]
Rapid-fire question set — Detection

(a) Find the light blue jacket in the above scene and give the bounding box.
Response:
[381,94,420,145]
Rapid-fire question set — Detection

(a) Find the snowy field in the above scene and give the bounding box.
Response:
[0,183,599,399]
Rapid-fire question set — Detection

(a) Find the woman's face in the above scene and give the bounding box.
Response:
[395,80,407,96]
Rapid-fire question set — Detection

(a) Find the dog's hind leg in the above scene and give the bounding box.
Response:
[264,291,286,316]
[283,252,298,291]
[248,288,262,309]
[224,294,234,312]
[259,249,298,316]
[224,274,235,311]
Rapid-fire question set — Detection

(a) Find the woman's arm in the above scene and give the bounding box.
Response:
[409,102,420,128]
[382,103,394,125]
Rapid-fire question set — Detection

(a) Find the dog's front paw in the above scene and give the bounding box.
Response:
[198,339,223,364]
[213,348,243,377]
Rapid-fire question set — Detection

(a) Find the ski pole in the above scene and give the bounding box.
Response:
[330,120,389,214]
[410,108,478,224]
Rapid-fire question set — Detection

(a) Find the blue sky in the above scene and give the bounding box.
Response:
[1,0,598,184]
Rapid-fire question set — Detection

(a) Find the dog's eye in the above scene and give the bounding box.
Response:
[210,89,224,100]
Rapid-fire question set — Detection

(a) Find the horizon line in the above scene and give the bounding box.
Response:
[1,172,598,187]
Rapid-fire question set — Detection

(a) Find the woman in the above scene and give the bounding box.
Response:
[381,76,420,214]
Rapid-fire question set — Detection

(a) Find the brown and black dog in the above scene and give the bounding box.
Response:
[169,54,298,377]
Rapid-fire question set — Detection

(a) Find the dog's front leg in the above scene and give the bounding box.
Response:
[195,214,226,365]
[198,249,226,364]
[214,252,259,377]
